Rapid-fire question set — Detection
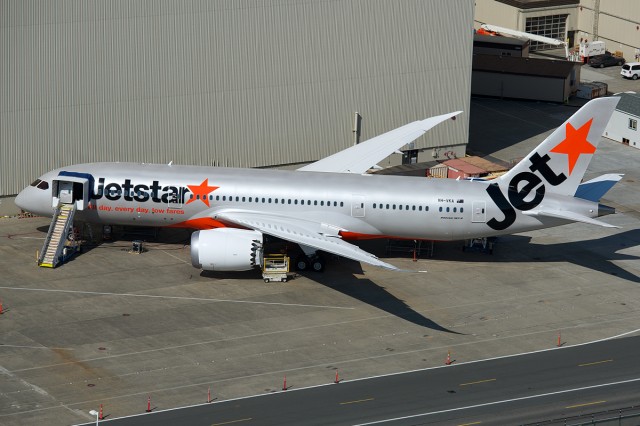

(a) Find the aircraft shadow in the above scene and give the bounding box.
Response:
[431,229,640,284]
[467,97,580,159]
[303,258,462,334]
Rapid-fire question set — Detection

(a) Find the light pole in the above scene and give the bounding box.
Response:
[89,409,99,425]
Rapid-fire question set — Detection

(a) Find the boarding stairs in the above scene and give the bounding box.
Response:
[39,203,76,268]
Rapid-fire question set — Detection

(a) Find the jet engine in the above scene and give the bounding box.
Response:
[190,228,263,271]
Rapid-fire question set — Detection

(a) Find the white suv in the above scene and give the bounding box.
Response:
[621,62,640,80]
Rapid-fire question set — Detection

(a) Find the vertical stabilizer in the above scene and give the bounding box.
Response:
[498,97,619,196]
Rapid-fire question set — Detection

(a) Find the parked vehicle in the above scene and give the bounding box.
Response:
[589,53,625,68]
[621,62,640,80]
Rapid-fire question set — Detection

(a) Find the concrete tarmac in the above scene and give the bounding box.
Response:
[1,98,640,425]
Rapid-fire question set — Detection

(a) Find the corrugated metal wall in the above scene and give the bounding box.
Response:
[1,0,473,196]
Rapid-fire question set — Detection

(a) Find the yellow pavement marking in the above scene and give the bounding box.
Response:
[566,400,607,409]
[458,422,482,426]
[211,418,252,426]
[340,397,375,405]
[459,378,496,387]
[579,359,613,367]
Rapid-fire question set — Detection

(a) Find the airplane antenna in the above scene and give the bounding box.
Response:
[168,161,173,166]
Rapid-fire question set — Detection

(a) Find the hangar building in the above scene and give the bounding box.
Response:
[0,0,474,207]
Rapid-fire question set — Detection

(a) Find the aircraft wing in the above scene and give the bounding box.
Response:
[297,111,462,174]
[215,211,401,270]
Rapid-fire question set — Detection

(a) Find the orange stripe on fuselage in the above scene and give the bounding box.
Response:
[339,231,433,241]
[167,217,235,230]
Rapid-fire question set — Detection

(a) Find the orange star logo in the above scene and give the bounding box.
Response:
[186,179,219,207]
[549,119,595,175]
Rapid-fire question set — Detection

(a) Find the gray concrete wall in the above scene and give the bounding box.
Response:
[471,72,568,103]
[1,0,474,196]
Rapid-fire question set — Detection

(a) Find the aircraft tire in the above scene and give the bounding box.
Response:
[295,256,309,271]
[311,256,325,272]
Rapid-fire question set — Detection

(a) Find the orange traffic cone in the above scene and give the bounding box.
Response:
[334,369,340,384]
[99,404,104,420]
[445,350,452,365]
[282,375,287,391]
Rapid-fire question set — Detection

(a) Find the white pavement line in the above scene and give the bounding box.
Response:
[160,248,190,265]
[0,344,74,350]
[0,285,354,310]
[352,377,640,425]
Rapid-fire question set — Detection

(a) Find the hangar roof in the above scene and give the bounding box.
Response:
[473,54,578,79]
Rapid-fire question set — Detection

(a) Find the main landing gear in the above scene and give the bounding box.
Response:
[294,254,325,272]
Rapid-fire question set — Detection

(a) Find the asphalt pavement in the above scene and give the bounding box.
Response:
[81,335,640,425]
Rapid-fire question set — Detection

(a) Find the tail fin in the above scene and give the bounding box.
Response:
[498,97,619,196]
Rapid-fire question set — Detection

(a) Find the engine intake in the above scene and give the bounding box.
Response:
[191,228,263,271]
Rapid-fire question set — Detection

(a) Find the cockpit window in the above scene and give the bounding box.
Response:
[37,180,49,190]
[31,179,42,187]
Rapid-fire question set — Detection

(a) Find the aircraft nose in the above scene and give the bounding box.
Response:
[15,185,46,215]
[14,187,29,211]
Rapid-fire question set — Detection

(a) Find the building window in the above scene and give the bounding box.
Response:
[525,14,568,51]
[629,118,637,131]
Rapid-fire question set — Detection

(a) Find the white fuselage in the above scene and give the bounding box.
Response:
[17,162,598,241]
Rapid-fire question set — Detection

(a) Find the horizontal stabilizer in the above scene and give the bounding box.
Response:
[523,209,619,228]
[575,173,623,202]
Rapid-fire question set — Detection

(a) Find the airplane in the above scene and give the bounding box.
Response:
[15,97,622,273]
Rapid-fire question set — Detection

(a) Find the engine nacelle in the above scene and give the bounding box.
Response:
[191,228,263,271]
